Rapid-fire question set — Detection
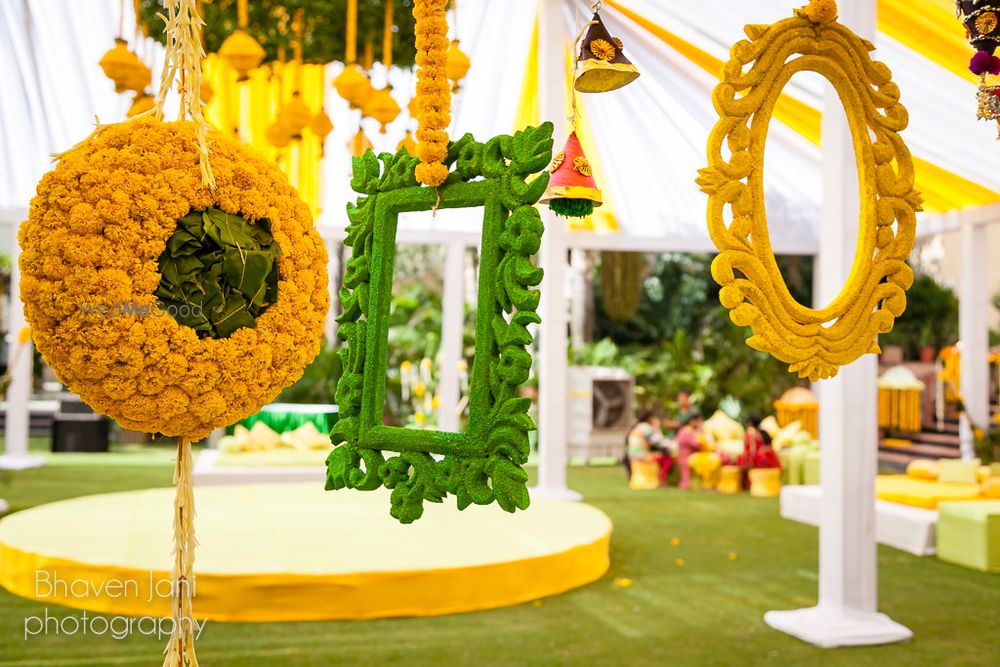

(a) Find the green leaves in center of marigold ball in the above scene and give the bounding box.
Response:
[155,208,282,339]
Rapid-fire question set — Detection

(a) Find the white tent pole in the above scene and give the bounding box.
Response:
[1,215,42,471]
[533,0,579,501]
[764,0,911,647]
[438,240,465,433]
[959,219,989,460]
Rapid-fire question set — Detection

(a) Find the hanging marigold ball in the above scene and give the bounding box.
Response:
[348,128,373,157]
[99,39,143,93]
[364,87,401,133]
[277,93,312,137]
[122,61,152,94]
[398,130,418,155]
[218,29,265,81]
[407,95,419,119]
[445,40,471,91]
[798,0,837,24]
[127,93,155,118]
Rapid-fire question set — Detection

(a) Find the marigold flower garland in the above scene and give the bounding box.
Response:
[412,0,451,187]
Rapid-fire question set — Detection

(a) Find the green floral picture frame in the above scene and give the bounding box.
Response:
[325,122,554,523]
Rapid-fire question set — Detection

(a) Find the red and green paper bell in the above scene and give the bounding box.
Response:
[540,132,602,219]
[574,11,639,93]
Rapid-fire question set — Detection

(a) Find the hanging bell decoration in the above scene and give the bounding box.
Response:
[266,122,294,148]
[122,60,152,94]
[333,63,373,108]
[540,132,603,218]
[99,38,143,93]
[398,130,418,155]
[277,92,312,138]
[308,111,334,142]
[219,30,265,81]
[348,128,374,157]
[445,40,471,92]
[364,87,401,133]
[574,12,639,93]
[958,1,1000,136]
[126,92,155,118]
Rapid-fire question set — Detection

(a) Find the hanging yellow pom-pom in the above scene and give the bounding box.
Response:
[398,130,418,155]
[364,87,401,133]
[348,128,373,157]
[445,40,471,92]
[122,61,152,93]
[407,95,419,118]
[127,93,155,118]
[219,29,265,81]
[797,0,838,23]
[333,63,373,108]
[277,93,312,136]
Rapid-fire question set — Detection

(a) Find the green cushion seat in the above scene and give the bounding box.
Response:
[937,500,1000,572]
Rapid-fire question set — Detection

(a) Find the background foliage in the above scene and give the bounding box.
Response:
[880,273,959,358]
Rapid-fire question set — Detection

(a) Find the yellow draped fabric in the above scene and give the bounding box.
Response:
[606,0,1000,212]
[203,56,326,217]
[877,0,972,82]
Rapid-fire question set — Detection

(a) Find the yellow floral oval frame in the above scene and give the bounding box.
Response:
[697,8,922,381]
[20,118,329,440]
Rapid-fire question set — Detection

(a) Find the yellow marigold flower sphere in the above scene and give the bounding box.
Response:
[20,118,329,441]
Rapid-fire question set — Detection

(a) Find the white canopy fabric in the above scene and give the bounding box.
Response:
[2,0,997,255]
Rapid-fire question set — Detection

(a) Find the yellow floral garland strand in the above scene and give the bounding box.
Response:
[162,437,198,667]
[413,0,451,187]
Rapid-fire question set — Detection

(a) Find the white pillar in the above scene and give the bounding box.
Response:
[438,240,465,433]
[959,221,988,461]
[532,0,579,501]
[1,220,43,471]
[764,0,911,647]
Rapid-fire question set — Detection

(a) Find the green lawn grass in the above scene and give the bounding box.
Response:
[0,460,998,666]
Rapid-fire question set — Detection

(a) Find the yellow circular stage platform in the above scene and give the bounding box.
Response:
[0,483,611,622]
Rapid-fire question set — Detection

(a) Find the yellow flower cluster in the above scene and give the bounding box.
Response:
[798,0,838,24]
[412,0,451,187]
[20,118,329,441]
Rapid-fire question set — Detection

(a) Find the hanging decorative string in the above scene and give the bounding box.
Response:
[413,0,451,187]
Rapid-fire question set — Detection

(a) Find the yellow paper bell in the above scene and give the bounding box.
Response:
[200,78,214,104]
[127,93,155,118]
[333,63,372,108]
[219,29,265,81]
[397,130,417,155]
[277,93,312,137]
[308,111,334,141]
[348,128,373,157]
[407,96,419,118]
[574,13,640,93]
[266,122,293,148]
[445,40,471,91]
[364,87,401,133]
[98,39,142,93]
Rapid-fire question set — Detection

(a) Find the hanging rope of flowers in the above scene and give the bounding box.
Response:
[413,0,451,186]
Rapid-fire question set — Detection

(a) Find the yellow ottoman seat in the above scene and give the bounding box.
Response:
[717,465,742,494]
[748,468,781,498]
[629,459,660,491]
[688,452,722,490]
[937,501,1000,572]
[875,475,983,509]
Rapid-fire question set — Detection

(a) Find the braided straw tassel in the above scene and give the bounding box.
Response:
[162,437,199,667]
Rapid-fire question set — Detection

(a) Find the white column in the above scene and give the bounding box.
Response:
[959,221,988,461]
[438,240,465,433]
[532,0,579,501]
[764,0,911,647]
[1,220,43,471]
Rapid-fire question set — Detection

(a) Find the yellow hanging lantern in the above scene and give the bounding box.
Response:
[126,92,155,118]
[407,95,419,119]
[219,30,265,81]
[122,60,152,93]
[364,87,401,133]
[398,130,417,155]
[266,122,294,148]
[308,111,334,141]
[445,40,471,91]
[99,38,142,93]
[348,128,373,157]
[277,92,312,137]
[200,78,214,103]
[333,64,373,108]
[773,386,820,438]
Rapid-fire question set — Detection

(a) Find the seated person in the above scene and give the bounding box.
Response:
[738,414,765,487]
[625,410,673,486]
[677,411,721,490]
[753,431,781,469]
